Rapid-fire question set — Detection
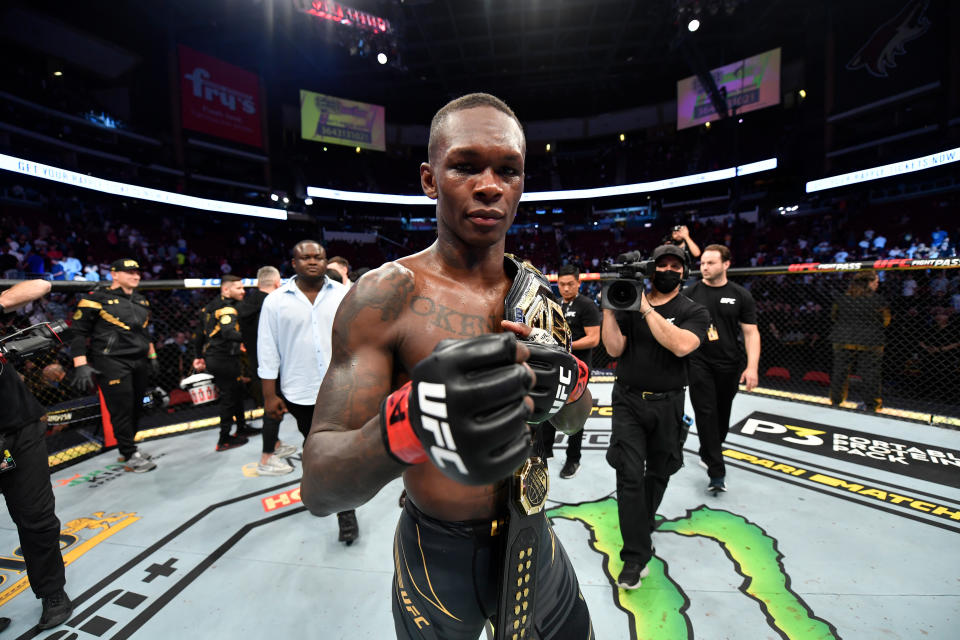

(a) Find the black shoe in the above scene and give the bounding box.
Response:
[559,460,581,479]
[216,435,249,451]
[707,476,727,494]
[338,510,359,546]
[0,617,10,632]
[616,562,650,590]
[38,589,72,630]
[235,425,262,437]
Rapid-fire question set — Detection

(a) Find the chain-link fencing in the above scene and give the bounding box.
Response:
[0,280,263,468]
[590,260,960,427]
[3,261,959,469]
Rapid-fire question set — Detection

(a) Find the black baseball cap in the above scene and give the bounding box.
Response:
[110,258,141,272]
[651,244,687,263]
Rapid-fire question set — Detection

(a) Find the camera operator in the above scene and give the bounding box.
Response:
[0,279,73,630]
[666,224,701,265]
[600,244,710,590]
[70,259,157,473]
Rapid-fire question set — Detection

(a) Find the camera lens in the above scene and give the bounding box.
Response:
[607,281,638,309]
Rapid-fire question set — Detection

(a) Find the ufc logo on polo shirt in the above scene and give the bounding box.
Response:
[720,297,737,304]
[417,382,468,475]
[550,366,573,414]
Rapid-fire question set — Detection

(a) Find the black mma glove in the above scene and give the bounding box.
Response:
[525,342,589,423]
[380,332,534,486]
[74,364,100,393]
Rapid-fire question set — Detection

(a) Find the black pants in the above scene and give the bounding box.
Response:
[536,422,583,464]
[285,400,356,524]
[206,355,247,441]
[92,355,148,459]
[688,360,740,479]
[0,420,66,598]
[393,499,592,639]
[607,384,687,566]
[830,346,883,410]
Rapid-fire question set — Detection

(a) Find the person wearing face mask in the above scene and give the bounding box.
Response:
[600,244,710,590]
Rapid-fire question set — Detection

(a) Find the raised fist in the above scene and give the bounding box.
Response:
[380,332,534,486]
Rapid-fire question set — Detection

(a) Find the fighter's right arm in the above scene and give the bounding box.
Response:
[0,279,51,312]
[301,264,413,516]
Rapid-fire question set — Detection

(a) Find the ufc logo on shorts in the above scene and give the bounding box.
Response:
[550,367,572,413]
[417,382,468,475]
[720,297,737,304]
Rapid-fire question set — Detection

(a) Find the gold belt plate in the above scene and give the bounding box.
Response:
[514,457,549,516]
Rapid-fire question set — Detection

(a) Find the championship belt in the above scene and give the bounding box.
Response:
[503,255,571,351]
[495,457,549,640]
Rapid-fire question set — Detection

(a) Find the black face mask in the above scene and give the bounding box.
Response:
[652,270,683,293]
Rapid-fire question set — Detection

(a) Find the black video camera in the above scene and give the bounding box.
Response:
[600,251,655,311]
[0,320,68,366]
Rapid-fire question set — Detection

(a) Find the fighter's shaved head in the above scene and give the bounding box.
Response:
[427,93,525,164]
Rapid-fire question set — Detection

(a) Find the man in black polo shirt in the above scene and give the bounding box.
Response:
[685,244,760,494]
[540,264,601,478]
[601,244,710,590]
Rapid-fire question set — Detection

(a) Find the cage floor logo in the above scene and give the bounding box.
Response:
[0,510,139,605]
[548,499,838,640]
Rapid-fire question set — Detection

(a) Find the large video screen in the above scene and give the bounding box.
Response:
[677,47,781,130]
[300,90,386,152]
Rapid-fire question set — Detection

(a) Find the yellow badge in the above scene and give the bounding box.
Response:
[707,324,719,341]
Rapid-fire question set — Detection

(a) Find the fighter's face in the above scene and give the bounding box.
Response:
[292,243,327,279]
[699,250,729,282]
[422,106,525,247]
[556,275,580,302]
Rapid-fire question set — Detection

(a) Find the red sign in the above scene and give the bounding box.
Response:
[178,45,262,148]
[262,487,302,512]
[298,0,391,33]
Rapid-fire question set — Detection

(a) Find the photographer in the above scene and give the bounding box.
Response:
[601,244,710,590]
[70,259,157,473]
[667,224,701,264]
[0,279,73,630]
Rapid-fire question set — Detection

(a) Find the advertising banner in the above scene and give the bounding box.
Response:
[300,89,386,152]
[676,48,781,130]
[179,45,262,148]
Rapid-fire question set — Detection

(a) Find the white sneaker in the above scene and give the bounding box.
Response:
[257,455,294,476]
[123,451,157,473]
[273,442,298,458]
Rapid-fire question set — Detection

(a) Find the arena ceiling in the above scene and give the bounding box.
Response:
[19,0,819,124]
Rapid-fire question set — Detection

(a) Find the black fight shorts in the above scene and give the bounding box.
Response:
[392,498,593,640]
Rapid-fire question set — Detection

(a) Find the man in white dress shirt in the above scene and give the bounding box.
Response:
[257,239,359,543]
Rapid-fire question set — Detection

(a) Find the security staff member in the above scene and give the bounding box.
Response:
[539,264,601,479]
[601,244,710,590]
[0,279,73,630]
[71,259,157,473]
[685,244,760,494]
[193,274,252,451]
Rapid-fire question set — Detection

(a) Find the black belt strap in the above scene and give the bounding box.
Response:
[495,457,548,640]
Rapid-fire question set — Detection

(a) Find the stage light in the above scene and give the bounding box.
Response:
[687,19,700,32]
[619,133,626,142]
[545,143,551,152]
[355,146,361,153]
[270,193,279,201]
[799,89,807,99]
[738,118,743,123]
[323,146,328,151]
[704,121,711,129]
[53,70,63,77]
[377,52,388,65]
[304,198,313,206]
[282,196,290,204]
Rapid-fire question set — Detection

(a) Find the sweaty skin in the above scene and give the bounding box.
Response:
[300,105,591,521]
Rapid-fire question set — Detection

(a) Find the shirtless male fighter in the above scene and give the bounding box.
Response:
[301,93,594,639]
